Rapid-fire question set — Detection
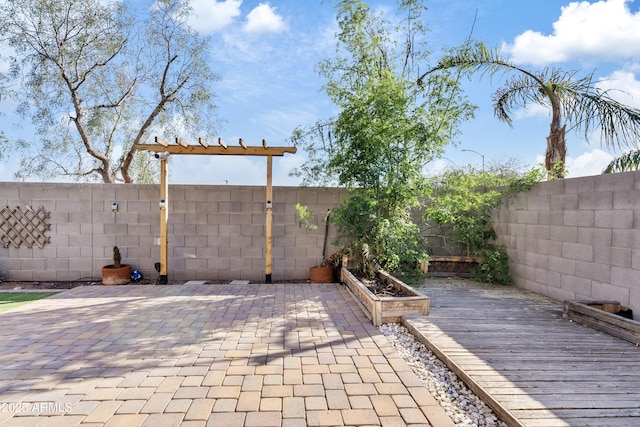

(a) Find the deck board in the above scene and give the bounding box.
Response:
[404,278,640,427]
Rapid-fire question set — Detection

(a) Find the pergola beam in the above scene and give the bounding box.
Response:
[137,138,296,156]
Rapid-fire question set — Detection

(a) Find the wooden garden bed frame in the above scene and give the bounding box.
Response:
[564,300,640,345]
[341,268,429,326]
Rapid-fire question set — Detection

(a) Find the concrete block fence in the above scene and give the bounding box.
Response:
[2,172,639,314]
[492,171,640,315]
[0,183,346,282]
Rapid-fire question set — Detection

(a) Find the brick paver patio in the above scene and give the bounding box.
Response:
[0,283,453,426]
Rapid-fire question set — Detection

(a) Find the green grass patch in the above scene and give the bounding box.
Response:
[0,292,58,313]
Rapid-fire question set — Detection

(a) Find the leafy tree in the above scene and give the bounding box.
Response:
[603,150,640,173]
[0,0,220,183]
[422,42,640,179]
[292,0,474,275]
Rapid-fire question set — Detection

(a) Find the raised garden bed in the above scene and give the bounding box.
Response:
[427,256,479,277]
[563,300,640,345]
[341,267,429,326]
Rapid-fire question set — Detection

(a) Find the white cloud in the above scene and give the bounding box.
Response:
[0,156,18,181]
[504,0,640,66]
[0,53,13,74]
[597,68,640,108]
[171,155,262,185]
[111,145,124,164]
[243,3,286,34]
[423,158,458,176]
[274,153,304,186]
[536,149,614,178]
[187,0,242,34]
[513,103,550,120]
[252,107,323,142]
[168,153,300,186]
[566,149,615,177]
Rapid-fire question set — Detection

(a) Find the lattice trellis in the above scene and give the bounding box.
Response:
[0,206,51,249]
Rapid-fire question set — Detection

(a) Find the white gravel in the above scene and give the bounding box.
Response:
[380,323,506,427]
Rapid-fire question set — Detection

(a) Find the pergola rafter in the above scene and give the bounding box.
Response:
[139,137,297,284]
[138,137,297,157]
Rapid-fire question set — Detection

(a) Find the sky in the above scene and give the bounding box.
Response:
[1,0,640,185]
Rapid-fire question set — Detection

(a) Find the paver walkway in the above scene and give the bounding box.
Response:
[0,283,454,427]
[406,278,640,427]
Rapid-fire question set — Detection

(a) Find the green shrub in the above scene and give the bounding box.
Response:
[332,191,427,277]
[472,244,512,285]
[424,165,543,284]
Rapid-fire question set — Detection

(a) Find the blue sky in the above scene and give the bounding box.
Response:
[2,0,640,185]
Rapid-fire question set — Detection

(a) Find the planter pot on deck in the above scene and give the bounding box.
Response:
[101,264,132,286]
[564,300,640,345]
[309,266,334,283]
[341,267,429,326]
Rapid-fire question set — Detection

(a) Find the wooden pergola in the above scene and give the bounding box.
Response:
[138,137,297,284]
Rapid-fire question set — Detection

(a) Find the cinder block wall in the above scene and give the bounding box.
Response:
[493,171,640,313]
[0,183,346,282]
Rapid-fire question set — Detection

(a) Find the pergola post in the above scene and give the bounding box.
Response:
[159,158,169,284]
[265,155,273,284]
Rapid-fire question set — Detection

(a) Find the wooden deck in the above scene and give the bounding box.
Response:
[404,278,640,427]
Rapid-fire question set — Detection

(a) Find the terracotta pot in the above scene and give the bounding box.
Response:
[309,266,334,283]
[101,264,132,285]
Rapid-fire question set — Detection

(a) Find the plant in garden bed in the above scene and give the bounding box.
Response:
[423,164,544,285]
[332,191,428,289]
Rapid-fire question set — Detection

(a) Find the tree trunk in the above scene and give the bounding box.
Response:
[545,124,566,179]
[545,93,566,179]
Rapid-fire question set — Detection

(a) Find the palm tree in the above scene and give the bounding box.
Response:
[420,42,640,178]
[603,150,640,173]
